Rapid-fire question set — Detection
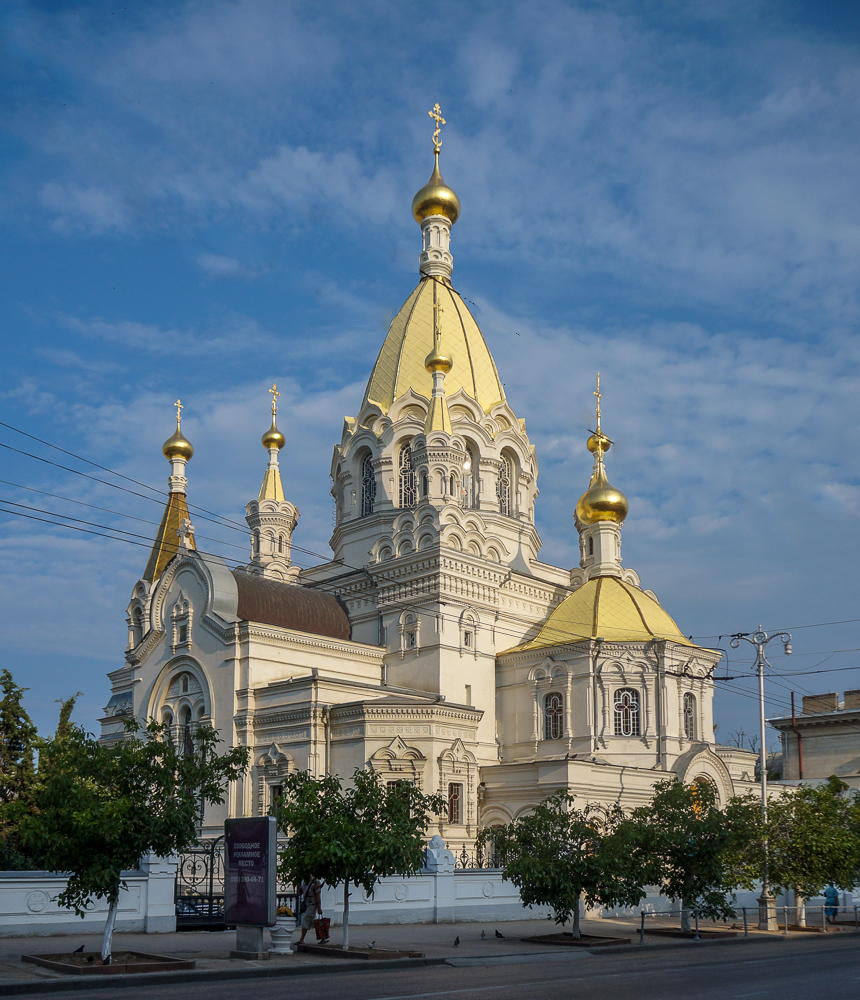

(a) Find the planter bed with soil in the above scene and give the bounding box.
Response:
[522,932,631,947]
[295,943,423,960]
[645,928,737,939]
[22,952,196,975]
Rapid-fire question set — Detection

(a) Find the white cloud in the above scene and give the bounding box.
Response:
[39,182,129,233]
[196,252,257,279]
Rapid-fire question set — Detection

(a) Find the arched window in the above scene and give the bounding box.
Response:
[614,689,640,737]
[131,607,143,646]
[450,473,455,496]
[278,534,285,554]
[181,706,194,755]
[422,473,429,497]
[252,530,260,556]
[684,692,696,740]
[360,454,376,517]
[181,674,189,693]
[544,693,564,740]
[462,447,477,508]
[588,537,594,556]
[399,444,417,508]
[497,454,513,516]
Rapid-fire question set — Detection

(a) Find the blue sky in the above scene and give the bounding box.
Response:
[1,0,859,754]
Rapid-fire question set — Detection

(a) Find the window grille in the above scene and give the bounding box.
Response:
[498,455,512,515]
[361,454,376,516]
[399,445,417,508]
[447,783,462,824]
[684,692,696,740]
[544,693,564,740]
[614,688,640,737]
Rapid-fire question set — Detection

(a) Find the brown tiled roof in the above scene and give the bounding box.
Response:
[232,570,351,641]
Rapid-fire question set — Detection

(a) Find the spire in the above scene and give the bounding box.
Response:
[575,374,628,526]
[258,384,286,502]
[412,103,460,281]
[575,375,628,579]
[424,287,453,433]
[143,401,196,583]
[245,386,299,581]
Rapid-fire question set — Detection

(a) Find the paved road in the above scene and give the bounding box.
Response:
[27,937,860,1000]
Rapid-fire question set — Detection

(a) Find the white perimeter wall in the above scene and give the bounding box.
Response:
[0,856,176,937]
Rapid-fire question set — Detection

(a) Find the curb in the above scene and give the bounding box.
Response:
[587,933,799,955]
[0,956,447,997]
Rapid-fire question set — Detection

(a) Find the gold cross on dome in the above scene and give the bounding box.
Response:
[174,399,183,426]
[269,383,280,415]
[593,373,602,432]
[429,103,446,153]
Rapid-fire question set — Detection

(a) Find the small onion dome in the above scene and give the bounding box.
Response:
[262,414,286,451]
[575,467,629,525]
[425,343,453,374]
[163,422,194,461]
[412,152,461,225]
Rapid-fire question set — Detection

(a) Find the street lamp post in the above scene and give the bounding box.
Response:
[731,626,792,931]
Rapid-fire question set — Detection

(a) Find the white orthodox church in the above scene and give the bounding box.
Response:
[102,121,758,843]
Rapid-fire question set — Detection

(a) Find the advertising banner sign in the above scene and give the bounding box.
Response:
[224,816,277,927]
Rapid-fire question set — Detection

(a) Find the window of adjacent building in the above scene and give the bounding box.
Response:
[361,454,376,517]
[614,688,640,737]
[498,454,513,516]
[544,692,564,740]
[447,783,462,824]
[399,444,417,508]
[270,784,283,810]
[684,692,696,740]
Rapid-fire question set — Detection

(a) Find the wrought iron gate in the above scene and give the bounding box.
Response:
[175,836,227,930]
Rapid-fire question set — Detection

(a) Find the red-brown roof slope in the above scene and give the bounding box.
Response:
[232,570,351,641]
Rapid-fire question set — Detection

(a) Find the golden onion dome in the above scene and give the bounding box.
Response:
[163,421,194,461]
[575,465,628,525]
[424,343,453,374]
[262,415,286,451]
[412,152,461,225]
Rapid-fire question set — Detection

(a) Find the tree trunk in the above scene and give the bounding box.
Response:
[794,890,805,928]
[571,896,581,939]
[101,896,119,965]
[342,880,350,951]
[680,899,691,934]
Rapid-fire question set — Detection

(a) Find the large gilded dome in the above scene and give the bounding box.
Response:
[509,576,701,651]
[363,277,505,415]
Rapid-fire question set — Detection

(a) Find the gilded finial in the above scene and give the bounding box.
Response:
[429,103,446,153]
[587,373,611,456]
[593,373,601,436]
[163,399,194,461]
[577,375,627,525]
[262,385,286,452]
[425,284,452,374]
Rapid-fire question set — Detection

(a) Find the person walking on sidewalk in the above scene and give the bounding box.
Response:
[298,874,326,944]
[824,886,839,924]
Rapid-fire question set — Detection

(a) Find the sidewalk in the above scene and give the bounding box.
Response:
[0,914,854,995]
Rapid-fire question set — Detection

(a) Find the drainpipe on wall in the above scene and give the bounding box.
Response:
[323,706,331,776]
[790,691,803,779]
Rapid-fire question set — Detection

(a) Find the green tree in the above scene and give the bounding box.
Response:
[18,719,248,964]
[730,777,860,911]
[275,769,444,950]
[632,779,757,932]
[0,669,39,867]
[477,791,647,937]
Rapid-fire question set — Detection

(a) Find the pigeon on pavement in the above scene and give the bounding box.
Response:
[481,930,486,940]
[453,936,460,947]
[73,945,84,953]
[495,929,505,938]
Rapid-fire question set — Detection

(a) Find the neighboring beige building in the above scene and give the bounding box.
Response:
[102,126,758,840]
[770,692,860,789]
